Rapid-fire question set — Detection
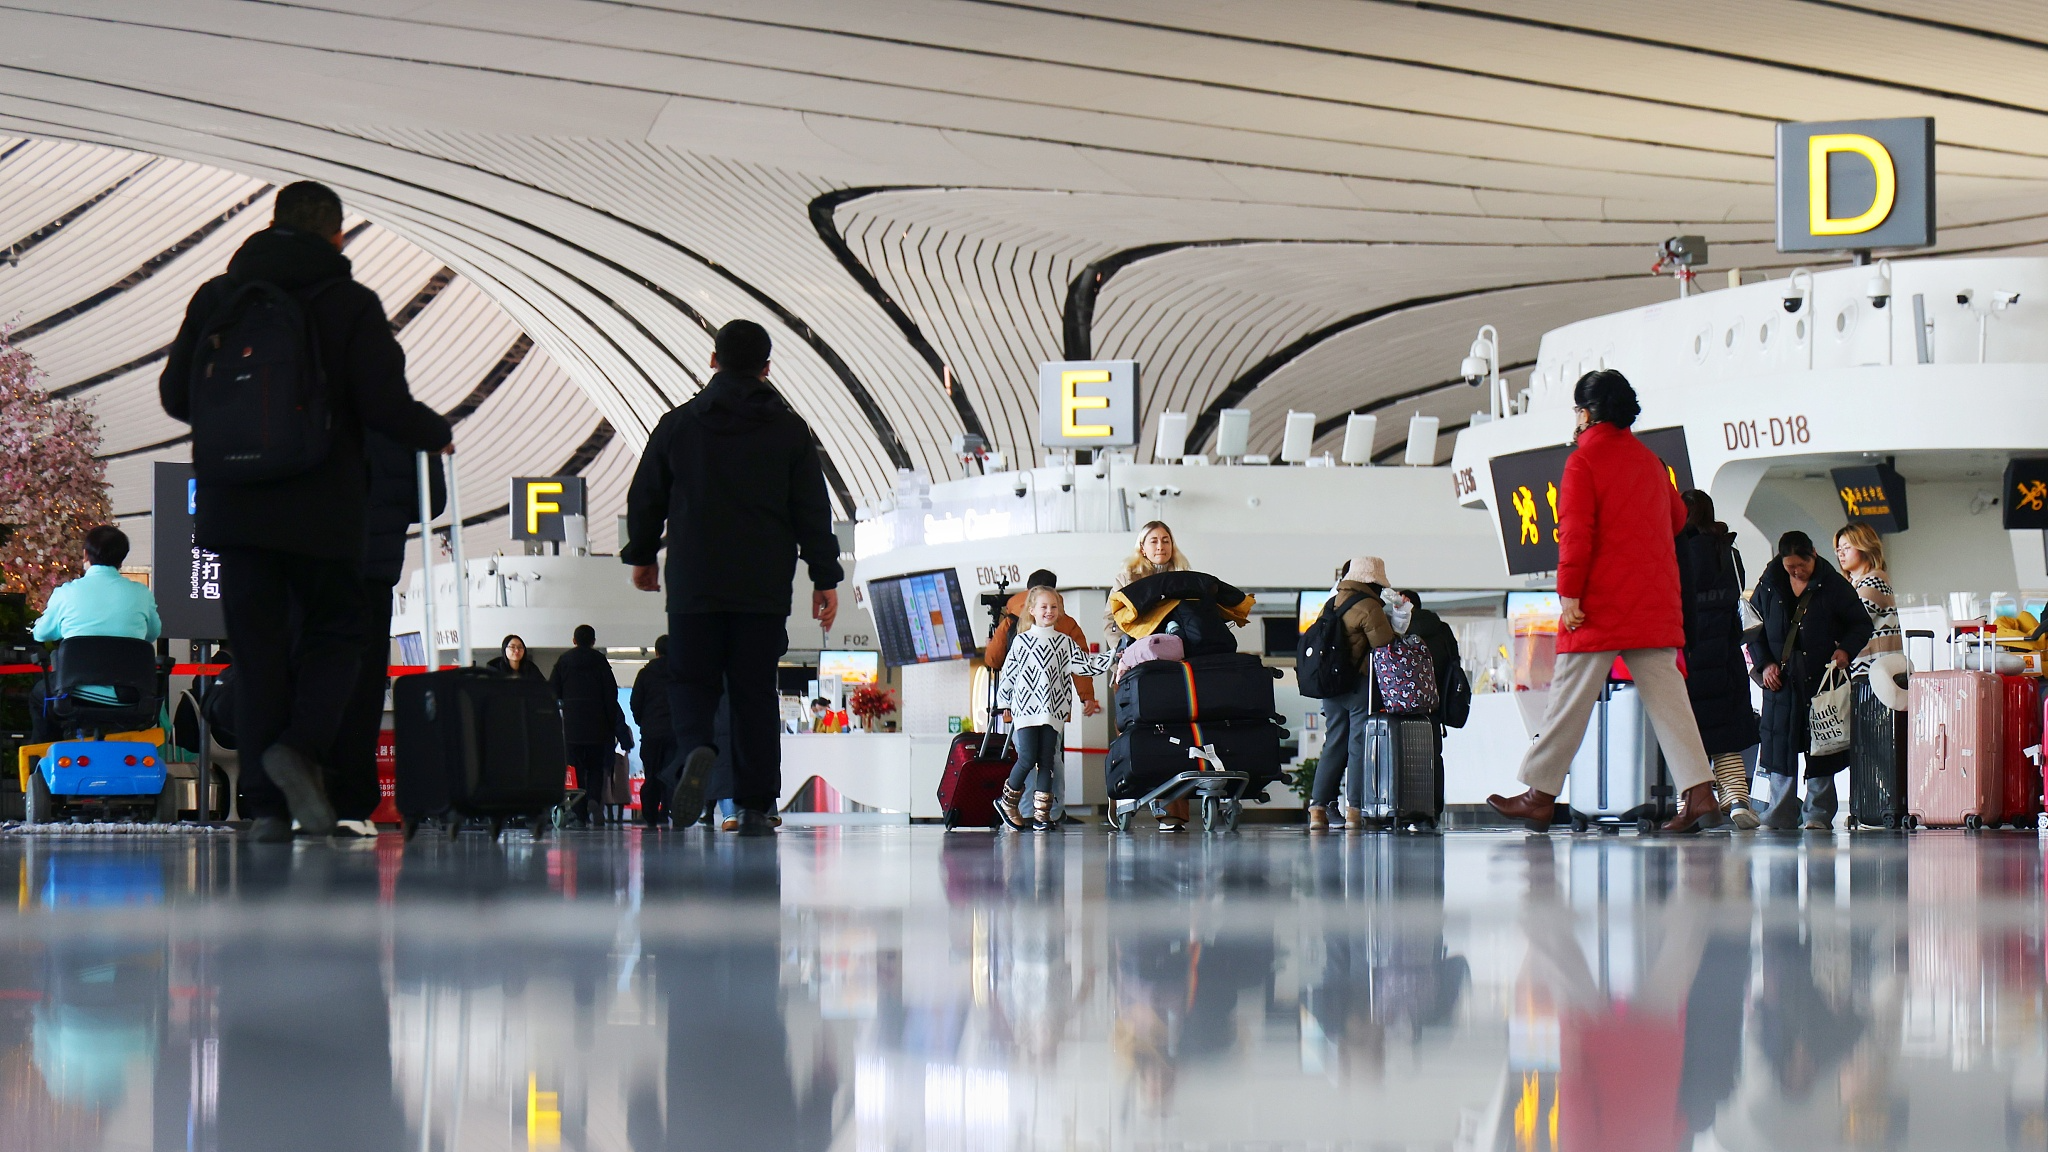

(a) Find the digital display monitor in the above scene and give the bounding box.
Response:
[868,569,978,667]
[818,650,880,685]
[1297,590,1333,633]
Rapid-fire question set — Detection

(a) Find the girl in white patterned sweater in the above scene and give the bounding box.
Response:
[996,587,1116,829]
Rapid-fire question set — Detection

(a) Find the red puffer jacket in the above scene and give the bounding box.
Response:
[1555,421,1686,654]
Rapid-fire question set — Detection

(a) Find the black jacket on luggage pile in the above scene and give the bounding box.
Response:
[1745,555,1872,773]
[1677,525,1760,756]
[620,370,843,615]
[550,645,629,748]
[1406,606,1460,701]
[160,226,452,560]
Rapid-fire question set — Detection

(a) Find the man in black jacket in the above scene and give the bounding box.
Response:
[552,624,631,825]
[160,182,452,842]
[630,634,675,825]
[622,319,843,835]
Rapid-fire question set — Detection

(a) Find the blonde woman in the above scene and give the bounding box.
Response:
[1105,520,1192,829]
[1104,520,1191,653]
[1833,523,1900,678]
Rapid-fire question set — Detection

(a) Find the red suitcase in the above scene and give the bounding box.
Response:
[1999,675,2041,829]
[1907,636,2003,829]
[938,727,1014,831]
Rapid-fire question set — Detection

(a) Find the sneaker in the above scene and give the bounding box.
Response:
[1803,818,1833,830]
[247,815,294,843]
[261,744,336,837]
[1726,805,1761,830]
[668,747,716,829]
[720,816,739,832]
[735,808,777,837]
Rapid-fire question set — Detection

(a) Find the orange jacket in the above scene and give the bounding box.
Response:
[983,590,1097,704]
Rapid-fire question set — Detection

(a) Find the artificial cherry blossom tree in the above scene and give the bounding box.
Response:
[0,332,111,610]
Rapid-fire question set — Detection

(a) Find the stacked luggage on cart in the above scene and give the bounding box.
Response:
[1296,585,1452,831]
[1105,572,1284,832]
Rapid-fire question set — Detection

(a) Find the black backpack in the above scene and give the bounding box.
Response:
[189,279,341,483]
[1439,662,1472,728]
[1296,592,1367,699]
[1160,599,1236,657]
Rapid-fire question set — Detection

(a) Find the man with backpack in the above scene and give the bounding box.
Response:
[160,181,452,842]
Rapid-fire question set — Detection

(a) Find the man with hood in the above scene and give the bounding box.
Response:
[621,319,843,836]
[160,180,451,842]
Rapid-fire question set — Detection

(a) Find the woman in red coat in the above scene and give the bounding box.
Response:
[1488,370,1719,832]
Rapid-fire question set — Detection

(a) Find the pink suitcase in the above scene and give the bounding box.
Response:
[1907,634,2004,829]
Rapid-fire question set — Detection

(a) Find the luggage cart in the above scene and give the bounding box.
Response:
[1108,744,1249,833]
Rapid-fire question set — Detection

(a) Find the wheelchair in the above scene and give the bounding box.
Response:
[18,637,177,824]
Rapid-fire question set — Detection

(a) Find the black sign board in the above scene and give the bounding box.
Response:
[1489,426,1695,577]
[2004,459,2048,531]
[1831,463,1910,533]
[510,476,587,542]
[152,462,227,640]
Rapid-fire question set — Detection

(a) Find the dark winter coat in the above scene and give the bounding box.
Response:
[1407,606,1460,702]
[620,370,843,616]
[1677,525,1760,756]
[485,655,546,684]
[630,655,673,745]
[1745,555,1872,774]
[550,644,629,748]
[160,226,452,560]
[1554,422,1688,653]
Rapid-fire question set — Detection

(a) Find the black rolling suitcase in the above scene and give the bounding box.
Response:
[1106,718,1284,800]
[1850,678,1907,828]
[393,668,567,839]
[1112,652,1278,728]
[1354,713,1441,829]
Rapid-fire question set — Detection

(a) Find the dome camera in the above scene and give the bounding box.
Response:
[1780,286,1805,314]
[1012,477,1027,499]
[1866,273,1890,309]
[1957,289,1974,306]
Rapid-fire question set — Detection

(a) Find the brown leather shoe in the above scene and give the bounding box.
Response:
[1662,782,1722,834]
[1487,788,1558,832]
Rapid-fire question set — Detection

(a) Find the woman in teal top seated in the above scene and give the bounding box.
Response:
[33,526,161,712]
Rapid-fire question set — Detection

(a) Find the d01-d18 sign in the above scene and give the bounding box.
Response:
[510,476,586,542]
[1488,427,1695,577]
[1037,360,1139,449]
[152,462,226,640]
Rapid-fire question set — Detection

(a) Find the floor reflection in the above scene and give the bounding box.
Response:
[0,829,2044,1150]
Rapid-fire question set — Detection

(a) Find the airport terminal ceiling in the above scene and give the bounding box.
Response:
[3,0,2048,526]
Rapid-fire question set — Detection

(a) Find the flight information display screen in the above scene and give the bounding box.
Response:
[868,569,978,667]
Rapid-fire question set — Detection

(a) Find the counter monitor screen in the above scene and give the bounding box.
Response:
[1297,590,1333,633]
[868,569,978,667]
[818,650,880,685]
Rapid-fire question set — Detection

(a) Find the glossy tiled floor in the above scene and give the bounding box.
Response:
[0,825,2043,1151]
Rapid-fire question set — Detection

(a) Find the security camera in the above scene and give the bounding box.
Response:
[1059,467,1074,493]
[1012,478,1027,499]
[1781,285,1805,314]
[1866,273,1890,309]
[1957,289,1974,306]
[1994,290,2022,309]
[1161,485,1181,499]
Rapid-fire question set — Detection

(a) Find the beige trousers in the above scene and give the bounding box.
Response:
[1516,647,1712,795]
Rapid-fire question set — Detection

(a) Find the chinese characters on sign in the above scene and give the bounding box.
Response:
[1487,427,1694,576]
[1830,463,1909,533]
[152,462,227,639]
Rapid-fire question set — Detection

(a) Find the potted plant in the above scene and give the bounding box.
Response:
[847,683,898,732]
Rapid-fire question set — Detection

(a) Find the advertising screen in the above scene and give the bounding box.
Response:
[1488,426,1693,576]
[1297,590,1333,634]
[818,650,880,685]
[868,569,978,667]
[151,462,227,640]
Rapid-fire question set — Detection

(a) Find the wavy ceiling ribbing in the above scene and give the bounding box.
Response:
[0,0,2043,523]
[0,135,622,571]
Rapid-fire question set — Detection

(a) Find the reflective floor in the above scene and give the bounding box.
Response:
[0,826,2044,1151]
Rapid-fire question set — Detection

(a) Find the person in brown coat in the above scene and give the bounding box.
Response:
[984,568,1101,717]
[1307,557,1396,832]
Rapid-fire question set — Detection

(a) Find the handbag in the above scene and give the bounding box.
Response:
[1808,664,1853,757]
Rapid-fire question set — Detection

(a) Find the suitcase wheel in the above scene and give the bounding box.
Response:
[1903,813,1919,831]
[2038,813,2048,833]
[400,817,418,843]
[1882,813,1900,830]
[943,806,960,832]
[1636,816,1657,835]
[1965,814,1983,832]
[1109,806,1131,833]
[1569,812,1590,833]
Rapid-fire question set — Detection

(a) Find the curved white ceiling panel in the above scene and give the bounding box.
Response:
[0,0,2041,528]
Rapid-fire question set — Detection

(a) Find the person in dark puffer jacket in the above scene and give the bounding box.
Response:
[160,181,451,843]
[1676,491,1762,829]
[1745,531,1871,830]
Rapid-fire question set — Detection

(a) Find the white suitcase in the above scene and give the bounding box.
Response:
[1564,682,1674,832]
